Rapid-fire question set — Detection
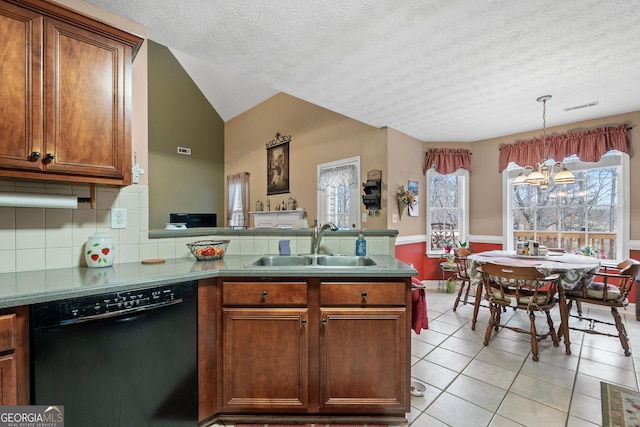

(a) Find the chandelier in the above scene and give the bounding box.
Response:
[513,95,575,189]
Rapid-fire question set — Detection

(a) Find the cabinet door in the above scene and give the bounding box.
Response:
[43,18,129,180]
[0,354,18,406]
[221,308,308,411]
[0,1,43,171]
[319,307,408,412]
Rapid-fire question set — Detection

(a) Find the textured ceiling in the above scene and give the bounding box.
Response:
[85,0,640,142]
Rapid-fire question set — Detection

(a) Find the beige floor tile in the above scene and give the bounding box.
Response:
[519,358,577,389]
[569,392,602,425]
[497,392,567,427]
[577,358,637,389]
[425,392,494,427]
[509,373,572,412]
[475,347,528,372]
[411,359,459,390]
[411,338,435,358]
[399,291,640,427]
[446,374,508,412]
[416,329,449,346]
[428,319,465,335]
[409,411,450,427]
[424,347,473,372]
[481,334,534,357]
[462,359,517,390]
[488,415,526,426]
[580,344,635,370]
[566,415,601,427]
[573,373,607,400]
[439,335,485,358]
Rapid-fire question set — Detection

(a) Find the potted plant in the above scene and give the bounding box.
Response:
[442,239,452,254]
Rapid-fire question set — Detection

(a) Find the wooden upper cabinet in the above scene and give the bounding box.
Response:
[0,0,143,185]
[0,1,43,172]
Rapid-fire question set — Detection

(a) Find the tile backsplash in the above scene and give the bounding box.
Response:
[0,179,393,273]
[0,179,149,273]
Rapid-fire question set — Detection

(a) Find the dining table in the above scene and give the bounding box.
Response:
[466,249,602,355]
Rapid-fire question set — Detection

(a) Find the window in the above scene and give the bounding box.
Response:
[426,168,469,255]
[226,172,249,228]
[504,152,629,260]
[317,157,360,229]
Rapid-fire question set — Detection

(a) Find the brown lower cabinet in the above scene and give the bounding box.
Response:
[0,306,29,405]
[198,277,411,425]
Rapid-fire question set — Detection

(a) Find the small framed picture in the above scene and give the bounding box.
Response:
[408,180,419,217]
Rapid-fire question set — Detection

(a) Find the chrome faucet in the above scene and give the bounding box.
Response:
[311,219,338,254]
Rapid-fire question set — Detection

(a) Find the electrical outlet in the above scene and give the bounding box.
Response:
[177,147,191,155]
[362,213,368,223]
[111,208,127,229]
[392,214,398,223]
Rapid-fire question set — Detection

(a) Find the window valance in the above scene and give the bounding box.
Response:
[499,124,629,173]
[424,148,472,175]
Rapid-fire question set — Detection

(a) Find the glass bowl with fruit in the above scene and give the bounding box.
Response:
[186,240,229,261]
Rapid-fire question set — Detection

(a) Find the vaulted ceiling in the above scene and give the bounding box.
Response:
[86,0,640,142]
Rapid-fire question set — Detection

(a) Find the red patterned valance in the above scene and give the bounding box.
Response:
[499,124,630,173]
[424,148,472,175]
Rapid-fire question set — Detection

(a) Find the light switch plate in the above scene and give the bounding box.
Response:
[392,214,398,223]
[111,208,127,229]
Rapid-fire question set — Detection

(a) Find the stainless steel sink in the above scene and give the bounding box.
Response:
[314,255,378,267]
[247,255,313,267]
[244,254,378,268]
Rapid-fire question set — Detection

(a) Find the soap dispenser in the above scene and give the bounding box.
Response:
[355,230,367,256]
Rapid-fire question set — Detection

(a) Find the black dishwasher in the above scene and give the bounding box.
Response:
[31,281,197,427]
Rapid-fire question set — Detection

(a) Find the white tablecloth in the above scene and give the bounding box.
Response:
[467,250,601,290]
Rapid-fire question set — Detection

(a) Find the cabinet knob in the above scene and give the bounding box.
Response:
[301,318,307,326]
[321,318,327,325]
[361,291,368,299]
[45,153,55,161]
[30,151,41,160]
[261,291,268,298]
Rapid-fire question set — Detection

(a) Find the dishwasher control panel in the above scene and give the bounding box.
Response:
[31,281,195,329]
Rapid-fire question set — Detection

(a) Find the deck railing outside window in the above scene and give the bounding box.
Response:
[514,231,616,259]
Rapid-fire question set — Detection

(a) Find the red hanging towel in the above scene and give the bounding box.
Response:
[411,277,429,334]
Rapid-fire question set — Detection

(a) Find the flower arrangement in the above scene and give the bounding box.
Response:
[396,185,416,207]
[574,246,604,258]
[396,185,416,220]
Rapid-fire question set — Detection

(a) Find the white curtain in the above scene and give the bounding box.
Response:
[226,172,250,227]
[317,164,357,190]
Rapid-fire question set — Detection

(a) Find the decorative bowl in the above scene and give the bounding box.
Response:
[186,240,229,261]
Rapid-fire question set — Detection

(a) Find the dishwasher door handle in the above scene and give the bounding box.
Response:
[59,298,183,325]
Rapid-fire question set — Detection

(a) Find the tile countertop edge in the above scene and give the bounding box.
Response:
[0,255,416,309]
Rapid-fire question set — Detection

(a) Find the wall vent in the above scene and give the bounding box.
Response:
[563,101,598,112]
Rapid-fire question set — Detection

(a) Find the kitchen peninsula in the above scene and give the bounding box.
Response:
[0,230,415,425]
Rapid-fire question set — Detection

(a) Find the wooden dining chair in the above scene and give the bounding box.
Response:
[452,249,473,311]
[561,259,640,356]
[479,263,560,361]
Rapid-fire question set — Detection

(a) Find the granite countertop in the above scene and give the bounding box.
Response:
[0,255,416,309]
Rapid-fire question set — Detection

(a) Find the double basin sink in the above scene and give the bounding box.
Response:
[244,254,380,268]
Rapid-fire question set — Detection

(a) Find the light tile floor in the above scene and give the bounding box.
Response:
[404,289,640,426]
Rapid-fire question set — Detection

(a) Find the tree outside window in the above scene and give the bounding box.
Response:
[507,153,627,260]
[426,169,468,255]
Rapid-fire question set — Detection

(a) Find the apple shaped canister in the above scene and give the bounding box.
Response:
[85,232,115,267]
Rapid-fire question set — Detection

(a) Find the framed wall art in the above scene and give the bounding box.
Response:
[266,133,291,195]
[407,180,419,217]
